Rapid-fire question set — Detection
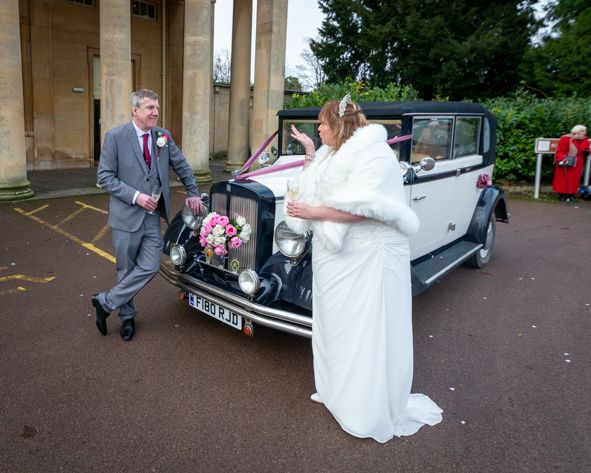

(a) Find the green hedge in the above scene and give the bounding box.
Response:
[285,84,590,184]
[484,93,591,183]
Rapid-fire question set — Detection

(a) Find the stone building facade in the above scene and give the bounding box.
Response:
[0,0,288,201]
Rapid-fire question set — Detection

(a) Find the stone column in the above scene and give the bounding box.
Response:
[225,0,253,172]
[0,0,33,201]
[252,0,288,151]
[182,0,213,184]
[100,0,132,143]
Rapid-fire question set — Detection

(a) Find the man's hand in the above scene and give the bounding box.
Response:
[185,196,202,214]
[136,193,158,212]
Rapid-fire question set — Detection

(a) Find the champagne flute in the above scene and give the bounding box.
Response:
[148,184,162,214]
[287,179,299,201]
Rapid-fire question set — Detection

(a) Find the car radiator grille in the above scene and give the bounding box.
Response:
[211,193,258,271]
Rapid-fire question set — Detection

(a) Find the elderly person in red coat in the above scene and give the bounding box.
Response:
[553,124,590,202]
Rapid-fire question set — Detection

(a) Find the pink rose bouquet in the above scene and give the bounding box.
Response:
[198,212,252,260]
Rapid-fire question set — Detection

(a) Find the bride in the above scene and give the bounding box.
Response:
[286,95,443,442]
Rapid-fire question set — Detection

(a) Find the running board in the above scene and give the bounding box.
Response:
[412,241,483,289]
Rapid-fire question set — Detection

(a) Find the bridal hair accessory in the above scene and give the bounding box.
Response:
[338,93,352,118]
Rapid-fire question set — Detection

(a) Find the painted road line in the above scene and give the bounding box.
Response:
[91,224,111,243]
[13,208,116,264]
[56,206,86,227]
[23,204,49,216]
[0,274,56,283]
[0,287,26,297]
[75,201,108,214]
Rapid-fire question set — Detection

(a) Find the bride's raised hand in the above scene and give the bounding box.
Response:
[290,125,315,155]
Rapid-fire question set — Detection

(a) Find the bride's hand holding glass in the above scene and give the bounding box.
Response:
[287,200,314,220]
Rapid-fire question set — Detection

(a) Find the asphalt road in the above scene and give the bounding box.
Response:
[1,192,590,473]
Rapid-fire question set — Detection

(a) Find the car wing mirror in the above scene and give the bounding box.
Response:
[419,157,435,171]
[258,151,271,167]
[399,157,435,182]
[270,146,278,159]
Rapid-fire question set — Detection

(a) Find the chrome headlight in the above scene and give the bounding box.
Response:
[238,269,260,295]
[181,204,207,230]
[274,221,306,258]
[169,244,186,266]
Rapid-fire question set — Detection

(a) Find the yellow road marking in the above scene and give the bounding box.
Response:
[0,287,26,296]
[91,224,111,243]
[24,204,49,216]
[14,208,116,264]
[75,201,108,214]
[0,274,55,283]
[56,207,86,227]
[82,242,115,262]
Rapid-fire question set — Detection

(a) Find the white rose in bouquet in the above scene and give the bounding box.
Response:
[240,224,251,242]
[212,225,225,236]
[236,215,247,227]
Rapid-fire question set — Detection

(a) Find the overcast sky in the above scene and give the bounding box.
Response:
[213,0,324,76]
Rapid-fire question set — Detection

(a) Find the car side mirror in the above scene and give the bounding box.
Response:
[258,151,271,166]
[419,157,435,171]
[270,146,278,159]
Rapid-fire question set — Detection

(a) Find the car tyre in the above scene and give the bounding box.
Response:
[466,214,496,268]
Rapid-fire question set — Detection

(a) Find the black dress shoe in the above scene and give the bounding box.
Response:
[120,319,135,342]
[91,294,110,336]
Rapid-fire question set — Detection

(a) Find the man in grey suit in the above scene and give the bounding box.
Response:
[92,88,202,341]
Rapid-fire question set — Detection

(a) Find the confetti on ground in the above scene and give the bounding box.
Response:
[86,313,91,318]
[531,325,537,328]
[565,359,571,363]
[586,304,590,307]
[483,296,487,300]
[518,277,523,280]
[429,335,434,338]
[449,387,455,391]
[531,277,535,280]
[564,353,569,356]
[460,420,466,425]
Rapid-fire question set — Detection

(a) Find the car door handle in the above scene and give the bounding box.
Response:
[412,195,426,201]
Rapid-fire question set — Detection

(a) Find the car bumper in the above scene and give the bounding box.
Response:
[159,259,313,338]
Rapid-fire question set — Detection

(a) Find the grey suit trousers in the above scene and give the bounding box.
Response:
[99,212,163,320]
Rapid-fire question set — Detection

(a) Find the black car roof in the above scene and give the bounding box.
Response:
[278,101,489,119]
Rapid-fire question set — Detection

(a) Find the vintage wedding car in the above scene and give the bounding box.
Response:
[159,101,509,338]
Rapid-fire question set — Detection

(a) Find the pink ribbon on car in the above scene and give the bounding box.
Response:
[234,133,413,181]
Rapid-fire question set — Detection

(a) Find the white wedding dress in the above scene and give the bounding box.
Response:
[312,220,442,442]
[287,124,443,442]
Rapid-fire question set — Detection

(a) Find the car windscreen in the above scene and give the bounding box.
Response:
[280,118,403,156]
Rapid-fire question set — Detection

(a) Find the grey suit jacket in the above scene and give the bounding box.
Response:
[97,122,199,232]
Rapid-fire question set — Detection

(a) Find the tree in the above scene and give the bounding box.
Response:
[310,0,538,100]
[295,41,327,91]
[519,0,591,97]
[213,49,231,84]
[285,75,304,91]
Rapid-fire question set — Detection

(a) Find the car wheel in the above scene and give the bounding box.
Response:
[466,214,496,268]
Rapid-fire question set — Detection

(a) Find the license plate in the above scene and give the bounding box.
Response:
[188,293,242,330]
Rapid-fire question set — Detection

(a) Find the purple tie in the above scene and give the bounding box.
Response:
[142,133,151,170]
